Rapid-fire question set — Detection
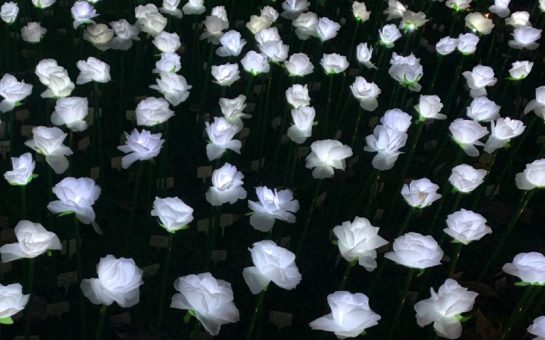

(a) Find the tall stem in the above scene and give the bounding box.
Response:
[75,215,87,340]
[479,190,535,281]
[156,233,174,337]
[448,243,463,275]
[95,304,108,340]
[387,268,415,340]
[501,287,540,339]
[296,180,323,255]
[124,162,144,254]
[245,286,268,340]
[21,186,27,219]
[93,83,105,188]
[338,260,357,290]
[24,258,35,340]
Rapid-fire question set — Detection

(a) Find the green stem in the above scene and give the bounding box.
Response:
[387,269,415,340]
[95,305,108,340]
[156,233,174,337]
[448,243,463,275]
[396,208,414,236]
[75,215,87,340]
[338,260,357,290]
[205,206,221,270]
[21,186,27,219]
[296,180,323,255]
[479,190,535,281]
[323,75,334,134]
[350,108,363,149]
[245,286,268,340]
[501,287,540,339]
[24,258,35,340]
[93,83,105,188]
[125,162,144,253]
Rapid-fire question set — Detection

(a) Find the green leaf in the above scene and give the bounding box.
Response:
[0,317,14,325]
[58,211,75,217]
[514,281,531,286]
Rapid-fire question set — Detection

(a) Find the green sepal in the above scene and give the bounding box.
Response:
[0,317,14,325]
[58,211,75,217]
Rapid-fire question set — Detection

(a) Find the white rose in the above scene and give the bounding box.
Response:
[80,255,144,307]
[241,51,270,75]
[151,196,193,232]
[466,96,500,122]
[21,22,46,43]
[320,53,349,74]
[248,186,299,232]
[401,178,441,208]
[4,153,35,186]
[76,57,111,84]
[51,97,89,131]
[415,95,446,120]
[135,97,174,127]
[216,30,246,57]
[47,177,101,225]
[305,139,353,179]
[515,159,545,190]
[285,84,310,108]
[509,60,533,80]
[118,129,164,169]
[83,24,113,51]
[444,209,492,244]
[285,53,314,77]
[436,36,458,56]
[0,74,33,113]
[385,232,444,269]
[211,63,240,86]
[0,283,29,320]
[0,220,62,262]
[449,118,488,157]
[150,72,192,106]
[1,2,18,24]
[25,126,72,174]
[508,26,541,50]
[243,240,302,294]
[153,31,181,53]
[316,17,340,42]
[503,252,545,284]
[205,163,247,206]
[205,117,241,161]
[449,164,487,193]
[287,106,315,144]
[484,117,525,153]
[465,12,494,35]
[350,76,381,111]
[457,33,479,54]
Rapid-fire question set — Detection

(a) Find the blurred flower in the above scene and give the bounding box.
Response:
[135,97,174,127]
[350,76,381,111]
[509,26,541,50]
[4,153,35,186]
[205,117,241,161]
[401,178,441,208]
[160,0,183,18]
[379,24,401,47]
[260,40,289,63]
[508,61,533,80]
[321,53,349,74]
[528,316,545,339]
[151,196,193,232]
[200,6,228,43]
[21,22,47,43]
[118,129,164,169]
[466,96,500,122]
[293,12,318,40]
[255,27,281,46]
[0,283,28,321]
[506,11,530,27]
[0,220,61,262]
[219,95,251,128]
[171,273,239,336]
[515,159,545,190]
[211,63,240,86]
[205,163,247,206]
[281,0,310,20]
[309,291,380,338]
[381,108,412,132]
[1,2,18,24]
[524,86,545,119]
[353,2,371,22]
[81,255,143,307]
[356,43,376,69]
[333,217,388,271]
[40,70,75,99]
[182,0,206,15]
[287,106,315,144]
[503,252,545,285]
[465,12,494,35]
[51,97,89,131]
[48,177,101,225]
[71,1,98,29]
[248,186,299,232]
[383,0,406,20]
[414,279,478,339]
[436,37,458,56]
[415,95,446,120]
[110,19,140,51]
[135,4,167,36]
[83,23,113,51]
[153,31,181,53]
[385,232,443,269]
[150,72,192,106]
[243,240,301,294]
[457,32,479,54]
[444,209,491,244]
[462,65,496,98]
[449,164,487,193]
[489,0,511,18]
[246,14,273,35]
[25,126,72,174]
[285,53,314,77]
[364,125,407,170]
[0,74,33,113]
[316,17,340,42]
[216,30,246,57]
[76,57,111,84]
[154,52,181,73]
[241,51,270,75]
[449,118,488,157]
[305,140,353,179]
[400,10,428,32]
[286,84,310,108]
[446,0,472,11]
[484,117,525,153]
[388,53,423,92]
[32,0,55,9]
